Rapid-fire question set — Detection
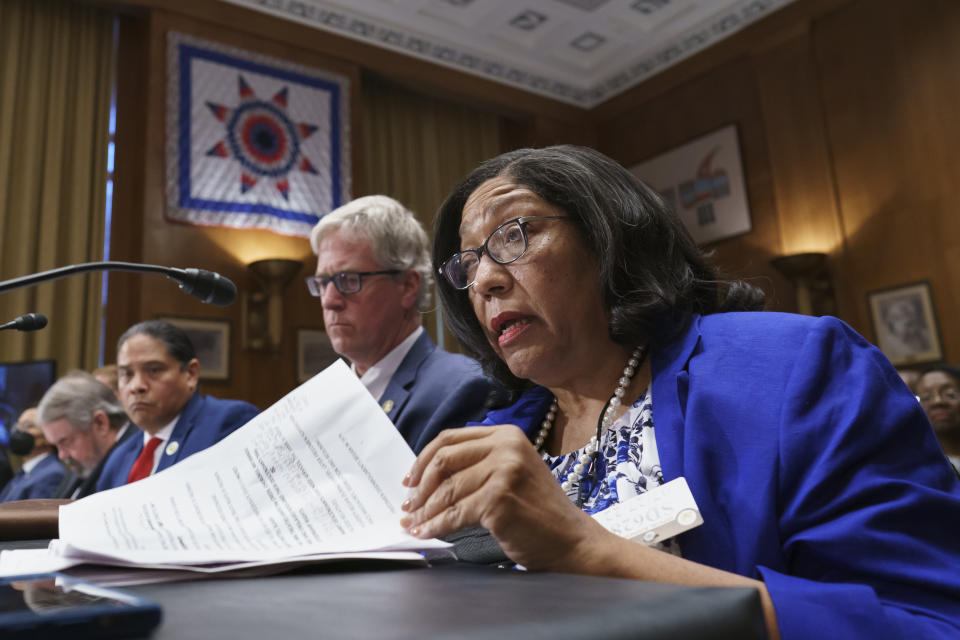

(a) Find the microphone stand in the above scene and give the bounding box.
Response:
[0,262,177,294]
[0,261,237,306]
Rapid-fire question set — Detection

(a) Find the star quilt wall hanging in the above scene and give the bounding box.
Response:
[166,31,351,237]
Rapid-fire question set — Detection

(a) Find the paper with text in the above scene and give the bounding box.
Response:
[56,360,448,565]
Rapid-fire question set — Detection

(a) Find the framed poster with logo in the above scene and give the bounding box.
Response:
[629,124,751,245]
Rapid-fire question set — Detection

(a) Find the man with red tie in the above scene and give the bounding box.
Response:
[96,320,259,491]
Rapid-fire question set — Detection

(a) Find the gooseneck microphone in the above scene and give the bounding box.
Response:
[0,261,237,306]
[0,313,48,332]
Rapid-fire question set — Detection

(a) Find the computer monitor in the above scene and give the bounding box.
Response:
[0,359,57,444]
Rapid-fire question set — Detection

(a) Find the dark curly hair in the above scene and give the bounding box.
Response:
[432,145,764,395]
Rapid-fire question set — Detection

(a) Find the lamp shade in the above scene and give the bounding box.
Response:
[248,259,303,292]
[769,252,827,280]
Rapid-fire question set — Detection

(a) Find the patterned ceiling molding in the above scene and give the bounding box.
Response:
[226,0,796,108]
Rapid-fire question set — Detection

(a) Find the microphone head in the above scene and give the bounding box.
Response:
[178,269,238,306]
[18,313,48,331]
[0,313,48,331]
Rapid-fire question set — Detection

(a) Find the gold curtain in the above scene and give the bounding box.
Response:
[0,0,115,370]
[361,77,501,351]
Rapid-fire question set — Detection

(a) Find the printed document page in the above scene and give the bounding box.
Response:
[56,360,448,565]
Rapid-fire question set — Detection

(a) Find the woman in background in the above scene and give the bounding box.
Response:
[401,145,960,640]
[916,364,960,472]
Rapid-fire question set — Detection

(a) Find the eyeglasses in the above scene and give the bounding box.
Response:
[918,388,960,404]
[305,270,401,296]
[438,216,569,289]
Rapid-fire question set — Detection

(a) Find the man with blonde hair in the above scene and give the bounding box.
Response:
[309,195,498,452]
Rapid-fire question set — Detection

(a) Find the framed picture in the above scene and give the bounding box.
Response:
[158,316,231,381]
[867,281,943,367]
[629,124,751,245]
[297,328,340,383]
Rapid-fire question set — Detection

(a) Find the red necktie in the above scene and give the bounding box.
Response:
[126,437,163,484]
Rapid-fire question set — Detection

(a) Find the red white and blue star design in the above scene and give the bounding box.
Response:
[205,77,320,201]
[166,32,351,237]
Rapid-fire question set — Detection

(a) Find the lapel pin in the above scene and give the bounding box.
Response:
[165,441,179,457]
[381,399,394,414]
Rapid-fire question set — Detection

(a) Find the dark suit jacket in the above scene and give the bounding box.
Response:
[380,331,499,453]
[96,394,259,491]
[54,424,138,499]
[0,449,12,494]
[0,453,65,502]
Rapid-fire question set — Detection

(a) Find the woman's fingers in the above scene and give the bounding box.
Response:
[402,442,489,515]
[401,425,539,537]
[403,484,491,539]
[403,426,495,488]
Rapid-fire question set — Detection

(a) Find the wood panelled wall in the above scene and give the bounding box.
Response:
[108,6,362,410]
[102,0,582,410]
[594,0,960,368]
[101,0,960,410]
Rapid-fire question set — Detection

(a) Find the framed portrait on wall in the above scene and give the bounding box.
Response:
[297,328,340,383]
[158,316,231,381]
[629,124,751,246]
[867,281,944,367]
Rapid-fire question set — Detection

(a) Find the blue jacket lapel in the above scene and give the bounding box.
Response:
[379,331,434,422]
[157,394,202,472]
[650,314,703,484]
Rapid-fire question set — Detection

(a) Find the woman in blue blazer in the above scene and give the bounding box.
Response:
[399,146,960,640]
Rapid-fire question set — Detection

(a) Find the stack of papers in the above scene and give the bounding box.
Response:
[0,361,450,585]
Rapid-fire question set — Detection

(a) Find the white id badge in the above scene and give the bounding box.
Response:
[591,477,703,545]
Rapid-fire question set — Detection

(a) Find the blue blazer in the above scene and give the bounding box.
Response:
[55,424,138,499]
[480,312,960,640]
[96,394,259,492]
[381,331,499,453]
[0,453,65,502]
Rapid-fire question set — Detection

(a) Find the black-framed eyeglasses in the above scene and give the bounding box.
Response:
[305,270,401,296]
[438,216,568,290]
[918,388,960,404]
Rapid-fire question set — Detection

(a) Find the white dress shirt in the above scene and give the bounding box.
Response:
[354,326,423,402]
[20,451,52,475]
[140,415,180,475]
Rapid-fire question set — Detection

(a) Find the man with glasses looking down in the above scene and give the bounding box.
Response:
[308,195,499,453]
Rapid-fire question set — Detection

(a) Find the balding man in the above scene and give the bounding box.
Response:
[0,408,65,502]
[309,195,500,452]
[38,372,134,499]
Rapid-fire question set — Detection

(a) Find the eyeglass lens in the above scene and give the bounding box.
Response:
[306,272,362,296]
[307,270,403,296]
[463,221,526,280]
[443,218,533,289]
[918,388,960,403]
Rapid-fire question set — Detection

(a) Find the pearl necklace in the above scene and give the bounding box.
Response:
[534,346,646,494]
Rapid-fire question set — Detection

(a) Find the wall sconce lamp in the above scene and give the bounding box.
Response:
[770,252,836,317]
[243,258,303,351]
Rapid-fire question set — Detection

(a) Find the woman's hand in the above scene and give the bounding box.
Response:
[400,425,609,571]
[401,425,782,638]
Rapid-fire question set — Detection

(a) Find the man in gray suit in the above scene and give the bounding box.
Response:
[38,372,133,499]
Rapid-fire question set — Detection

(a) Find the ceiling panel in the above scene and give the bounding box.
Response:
[224,0,798,107]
